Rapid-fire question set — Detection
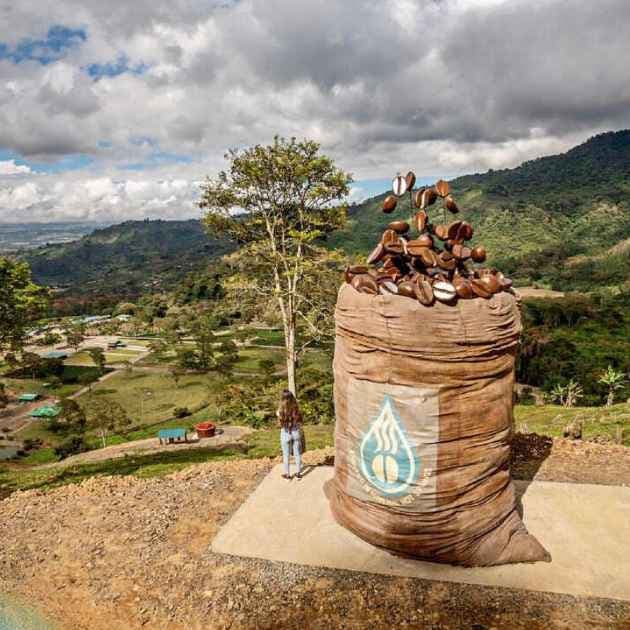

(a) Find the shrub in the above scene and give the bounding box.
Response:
[174,406,191,418]
[54,435,89,460]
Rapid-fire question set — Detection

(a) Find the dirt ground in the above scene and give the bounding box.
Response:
[1,435,629,630]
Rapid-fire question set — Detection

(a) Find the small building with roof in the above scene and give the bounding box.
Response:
[29,405,61,419]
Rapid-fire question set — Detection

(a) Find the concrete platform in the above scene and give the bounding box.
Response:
[212,464,630,601]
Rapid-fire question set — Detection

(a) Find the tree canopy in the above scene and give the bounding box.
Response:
[199,136,352,394]
[0,257,47,354]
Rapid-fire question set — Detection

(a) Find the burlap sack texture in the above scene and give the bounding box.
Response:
[326,283,550,567]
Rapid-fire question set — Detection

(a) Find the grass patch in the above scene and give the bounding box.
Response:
[234,347,284,372]
[0,447,245,495]
[515,402,630,445]
[76,370,218,429]
[245,424,334,459]
[249,328,284,346]
[19,447,58,465]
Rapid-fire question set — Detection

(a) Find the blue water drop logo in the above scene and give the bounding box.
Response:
[359,395,420,497]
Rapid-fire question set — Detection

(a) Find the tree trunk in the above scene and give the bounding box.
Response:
[286,321,297,395]
[606,390,614,407]
[100,429,106,449]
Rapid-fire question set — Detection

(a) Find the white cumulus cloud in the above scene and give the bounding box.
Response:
[0,160,32,176]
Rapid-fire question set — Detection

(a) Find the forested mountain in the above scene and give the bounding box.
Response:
[18,131,630,301]
[23,219,233,304]
[329,130,630,290]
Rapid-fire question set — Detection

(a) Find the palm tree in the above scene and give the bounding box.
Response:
[598,365,625,407]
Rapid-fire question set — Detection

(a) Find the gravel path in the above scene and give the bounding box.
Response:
[0,438,629,629]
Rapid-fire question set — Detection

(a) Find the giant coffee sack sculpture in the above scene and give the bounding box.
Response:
[325,174,550,567]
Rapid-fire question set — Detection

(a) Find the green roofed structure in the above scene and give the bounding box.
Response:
[18,393,40,402]
[158,428,187,444]
[30,405,61,419]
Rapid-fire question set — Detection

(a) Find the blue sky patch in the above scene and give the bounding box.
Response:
[23,154,93,174]
[86,55,149,80]
[120,151,193,171]
[0,25,86,65]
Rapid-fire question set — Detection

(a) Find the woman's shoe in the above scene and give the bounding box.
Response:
[282,474,291,480]
[295,473,302,480]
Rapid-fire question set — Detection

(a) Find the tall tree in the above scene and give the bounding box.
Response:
[65,324,85,353]
[85,347,106,375]
[0,257,47,354]
[86,397,131,448]
[199,136,351,394]
[57,398,87,433]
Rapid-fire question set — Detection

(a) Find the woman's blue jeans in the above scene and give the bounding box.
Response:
[280,428,302,476]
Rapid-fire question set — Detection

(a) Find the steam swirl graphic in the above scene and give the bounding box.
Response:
[359,396,420,496]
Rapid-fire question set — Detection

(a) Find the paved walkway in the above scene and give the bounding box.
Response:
[212,464,630,601]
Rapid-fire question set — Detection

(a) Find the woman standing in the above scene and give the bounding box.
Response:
[277,389,303,480]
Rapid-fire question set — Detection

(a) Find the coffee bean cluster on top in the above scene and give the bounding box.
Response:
[345,172,513,305]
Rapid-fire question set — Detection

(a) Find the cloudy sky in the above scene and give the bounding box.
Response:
[1,0,629,223]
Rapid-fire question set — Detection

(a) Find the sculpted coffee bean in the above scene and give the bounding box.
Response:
[452,244,472,260]
[378,278,399,294]
[418,247,438,267]
[479,273,500,294]
[351,274,379,295]
[420,188,438,209]
[346,174,508,307]
[397,280,417,298]
[388,220,409,234]
[413,188,426,209]
[471,278,492,298]
[435,179,450,197]
[445,195,459,214]
[416,234,434,248]
[414,210,428,232]
[460,222,473,241]
[392,175,408,197]
[437,252,457,271]
[383,195,398,213]
[433,280,457,303]
[453,275,474,299]
[447,220,463,241]
[496,272,513,289]
[414,278,435,305]
[405,171,416,190]
[345,265,369,282]
[434,224,449,241]
[367,243,385,264]
[448,220,473,242]
[471,246,486,263]
[384,241,404,255]
[381,228,398,247]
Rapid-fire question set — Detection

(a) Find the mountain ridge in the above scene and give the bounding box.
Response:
[330,130,630,290]
[22,218,234,303]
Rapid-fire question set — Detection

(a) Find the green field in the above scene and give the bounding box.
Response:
[515,402,630,445]
[77,370,215,426]
[64,347,145,367]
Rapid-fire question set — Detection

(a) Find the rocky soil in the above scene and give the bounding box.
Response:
[1,437,629,629]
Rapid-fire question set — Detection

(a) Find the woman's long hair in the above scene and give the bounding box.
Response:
[278,389,302,428]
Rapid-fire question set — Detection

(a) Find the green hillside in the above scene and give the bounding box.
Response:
[23,219,233,300]
[329,130,630,290]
